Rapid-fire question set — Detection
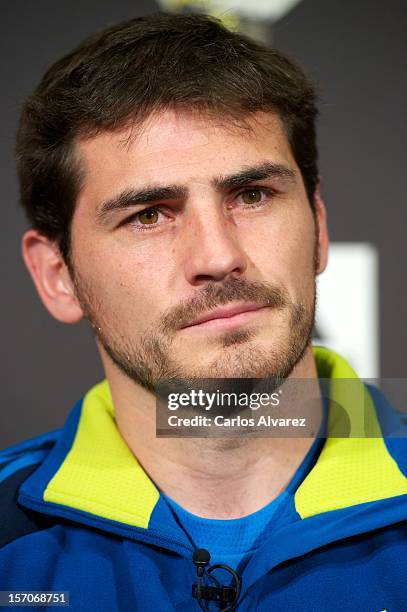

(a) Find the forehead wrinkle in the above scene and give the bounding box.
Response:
[110,108,283,154]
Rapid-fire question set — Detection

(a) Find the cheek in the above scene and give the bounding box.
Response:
[101,270,162,322]
[244,209,316,294]
[74,240,164,328]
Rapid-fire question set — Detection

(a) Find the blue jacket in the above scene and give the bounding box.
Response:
[1,346,406,611]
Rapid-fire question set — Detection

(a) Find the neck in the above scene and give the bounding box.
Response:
[102,345,322,519]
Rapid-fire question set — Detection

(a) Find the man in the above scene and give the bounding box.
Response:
[0,12,406,612]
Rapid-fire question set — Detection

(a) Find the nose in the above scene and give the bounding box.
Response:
[181,205,248,286]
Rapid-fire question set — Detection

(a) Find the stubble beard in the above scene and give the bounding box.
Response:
[70,270,316,394]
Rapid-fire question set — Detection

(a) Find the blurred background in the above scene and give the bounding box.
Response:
[1,0,406,447]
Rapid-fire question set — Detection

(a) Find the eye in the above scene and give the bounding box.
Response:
[235,187,275,208]
[120,206,174,232]
[137,208,160,225]
[125,206,166,230]
[240,189,263,205]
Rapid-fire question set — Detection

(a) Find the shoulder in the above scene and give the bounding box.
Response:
[366,383,407,474]
[0,430,60,549]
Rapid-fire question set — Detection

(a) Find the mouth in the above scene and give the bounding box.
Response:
[179,303,270,332]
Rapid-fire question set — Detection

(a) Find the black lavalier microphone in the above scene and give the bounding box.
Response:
[192,548,242,611]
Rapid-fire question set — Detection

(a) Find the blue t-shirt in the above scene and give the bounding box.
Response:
[163,434,325,571]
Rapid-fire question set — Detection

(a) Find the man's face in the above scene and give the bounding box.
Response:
[69,110,322,390]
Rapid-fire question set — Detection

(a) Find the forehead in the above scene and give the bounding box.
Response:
[74,110,299,212]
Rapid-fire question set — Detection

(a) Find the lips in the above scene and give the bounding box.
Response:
[181,302,268,329]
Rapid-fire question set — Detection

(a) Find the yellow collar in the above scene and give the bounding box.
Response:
[42,346,407,526]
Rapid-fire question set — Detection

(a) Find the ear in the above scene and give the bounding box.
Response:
[313,185,329,275]
[21,229,84,323]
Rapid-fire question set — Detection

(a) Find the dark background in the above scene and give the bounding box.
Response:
[1,0,406,447]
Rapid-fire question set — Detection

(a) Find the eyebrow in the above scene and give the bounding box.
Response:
[96,185,188,223]
[213,162,296,190]
[95,161,296,224]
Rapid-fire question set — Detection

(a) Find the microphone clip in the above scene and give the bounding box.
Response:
[192,548,242,611]
[192,584,237,604]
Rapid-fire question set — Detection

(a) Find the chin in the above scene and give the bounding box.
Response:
[185,349,281,381]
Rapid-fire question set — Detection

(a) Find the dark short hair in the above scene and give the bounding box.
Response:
[16,12,319,265]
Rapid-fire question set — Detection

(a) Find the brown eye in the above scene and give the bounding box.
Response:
[241,189,262,205]
[138,208,159,224]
